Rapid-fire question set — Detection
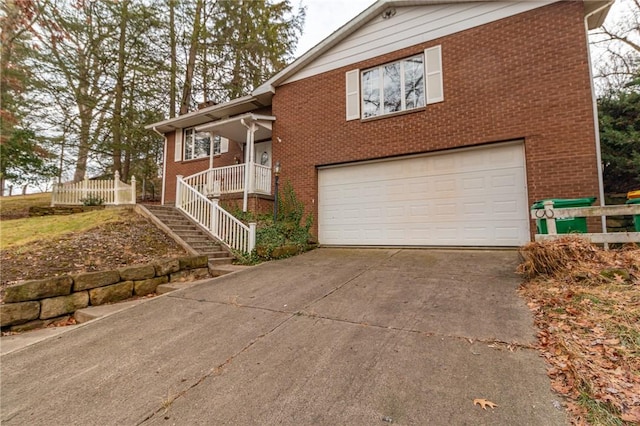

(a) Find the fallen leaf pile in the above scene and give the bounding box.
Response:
[518,237,640,424]
[1,211,188,292]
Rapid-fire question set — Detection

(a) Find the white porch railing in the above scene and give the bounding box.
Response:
[253,164,271,194]
[183,163,271,197]
[176,175,256,253]
[51,171,136,206]
[184,164,245,195]
[532,201,640,244]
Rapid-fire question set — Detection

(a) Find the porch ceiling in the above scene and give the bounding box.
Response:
[196,113,275,142]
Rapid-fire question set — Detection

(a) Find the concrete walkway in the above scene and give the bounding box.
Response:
[0,249,567,425]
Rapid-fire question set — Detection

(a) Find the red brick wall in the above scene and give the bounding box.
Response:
[220,195,274,216]
[271,1,601,237]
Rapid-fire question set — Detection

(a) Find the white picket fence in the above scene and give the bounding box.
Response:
[51,171,136,206]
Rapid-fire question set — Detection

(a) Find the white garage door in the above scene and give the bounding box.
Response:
[318,142,530,246]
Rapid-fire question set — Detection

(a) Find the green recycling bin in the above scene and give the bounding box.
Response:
[626,198,640,232]
[531,197,597,234]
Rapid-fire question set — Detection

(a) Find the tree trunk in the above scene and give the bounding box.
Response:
[179,0,203,115]
[112,0,129,178]
[73,51,92,183]
[74,109,91,182]
[169,0,176,118]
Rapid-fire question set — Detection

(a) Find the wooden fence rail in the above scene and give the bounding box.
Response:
[531,201,640,244]
[51,171,136,206]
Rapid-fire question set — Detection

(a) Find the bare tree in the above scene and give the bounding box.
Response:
[590,0,640,92]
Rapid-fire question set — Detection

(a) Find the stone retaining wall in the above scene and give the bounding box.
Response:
[29,205,107,216]
[0,255,210,331]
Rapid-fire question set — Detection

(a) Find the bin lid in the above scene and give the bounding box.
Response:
[628,190,640,199]
[626,197,640,205]
[531,197,597,210]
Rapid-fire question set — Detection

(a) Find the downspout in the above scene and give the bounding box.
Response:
[584,0,614,244]
[152,126,167,205]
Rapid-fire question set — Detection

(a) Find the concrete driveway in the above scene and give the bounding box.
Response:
[0,249,566,425]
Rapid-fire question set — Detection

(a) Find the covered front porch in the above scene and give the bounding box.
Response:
[181,113,276,212]
[181,162,271,197]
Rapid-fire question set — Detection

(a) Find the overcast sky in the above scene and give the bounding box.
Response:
[294,0,377,58]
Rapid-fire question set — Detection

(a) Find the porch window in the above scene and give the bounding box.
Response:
[183,128,220,160]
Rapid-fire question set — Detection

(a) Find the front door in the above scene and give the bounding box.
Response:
[254,141,272,168]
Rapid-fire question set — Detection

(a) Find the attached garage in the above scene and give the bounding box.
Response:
[318,142,530,247]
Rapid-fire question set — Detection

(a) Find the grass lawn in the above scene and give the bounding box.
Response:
[0,208,126,248]
[0,194,187,287]
[0,193,51,220]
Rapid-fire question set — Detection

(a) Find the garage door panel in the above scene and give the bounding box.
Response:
[491,172,520,188]
[493,200,519,214]
[462,201,487,216]
[318,142,529,246]
[463,176,485,190]
[409,203,430,218]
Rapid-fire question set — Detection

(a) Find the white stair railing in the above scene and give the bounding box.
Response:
[176,175,256,253]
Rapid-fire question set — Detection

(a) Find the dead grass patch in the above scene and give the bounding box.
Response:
[518,237,639,425]
[1,210,188,289]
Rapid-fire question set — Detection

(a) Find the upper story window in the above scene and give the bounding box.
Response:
[362,54,425,118]
[183,128,220,160]
[346,45,443,121]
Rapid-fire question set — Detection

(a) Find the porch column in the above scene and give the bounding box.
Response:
[241,120,256,212]
[208,132,215,196]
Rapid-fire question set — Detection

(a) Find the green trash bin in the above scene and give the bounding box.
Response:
[626,198,640,232]
[531,197,597,234]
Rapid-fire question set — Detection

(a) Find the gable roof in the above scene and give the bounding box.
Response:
[148,0,611,133]
[253,0,612,96]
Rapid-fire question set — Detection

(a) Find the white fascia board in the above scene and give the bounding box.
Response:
[584,0,613,29]
[196,113,275,142]
[145,95,263,133]
[195,113,276,132]
[254,0,604,93]
[253,0,520,92]
[253,0,389,95]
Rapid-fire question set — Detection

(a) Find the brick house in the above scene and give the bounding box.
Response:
[147,0,611,251]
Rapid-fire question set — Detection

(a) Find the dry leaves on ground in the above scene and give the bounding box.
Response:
[1,211,188,291]
[518,237,640,425]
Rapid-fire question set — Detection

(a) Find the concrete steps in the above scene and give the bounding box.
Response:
[142,204,235,274]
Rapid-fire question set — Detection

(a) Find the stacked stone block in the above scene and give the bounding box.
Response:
[0,255,210,331]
